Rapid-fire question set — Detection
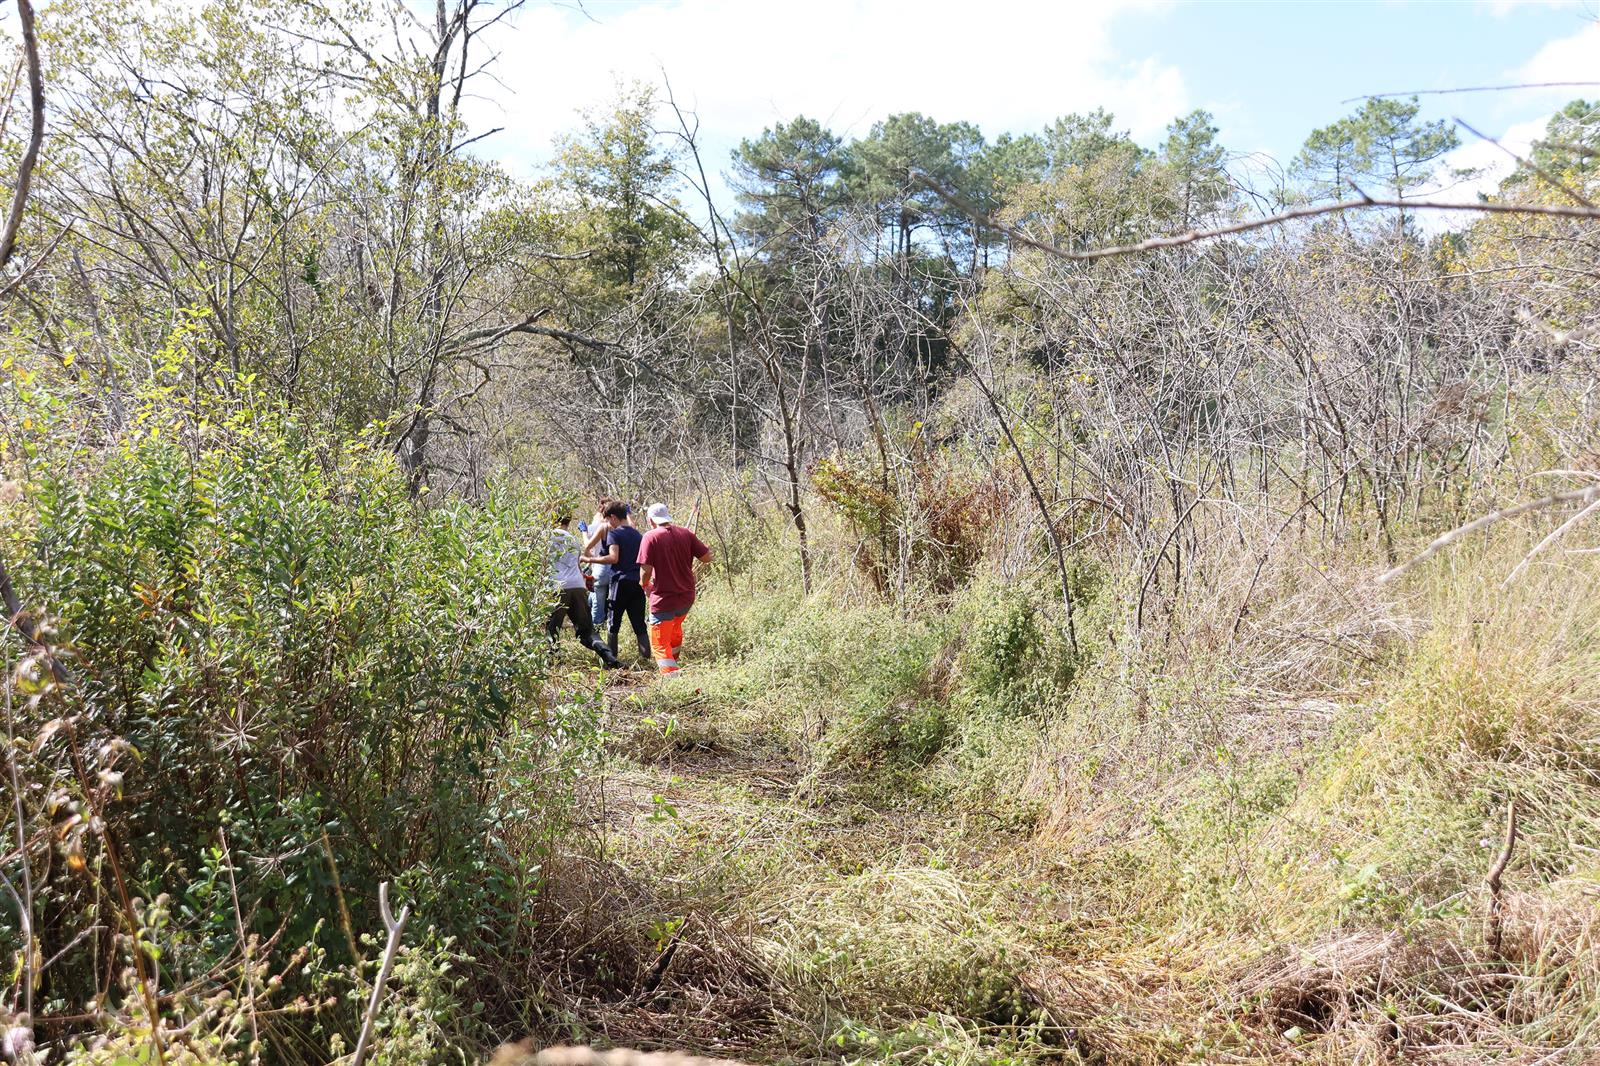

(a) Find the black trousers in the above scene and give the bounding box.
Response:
[608,578,651,660]
[547,586,613,664]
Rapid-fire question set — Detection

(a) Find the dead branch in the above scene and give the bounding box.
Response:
[4,667,32,1029]
[1502,494,1600,586]
[349,881,411,1066]
[1344,81,1600,103]
[491,1044,751,1066]
[948,338,1077,654]
[1455,118,1594,210]
[1484,799,1518,959]
[1375,482,1600,585]
[0,0,43,270]
[1516,307,1600,348]
[913,171,1600,263]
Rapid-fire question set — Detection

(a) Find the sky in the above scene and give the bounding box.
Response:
[462,0,1600,209]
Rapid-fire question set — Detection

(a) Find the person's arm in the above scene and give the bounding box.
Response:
[581,517,607,553]
[691,533,713,566]
[582,543,620,566]
[638,536,654,589]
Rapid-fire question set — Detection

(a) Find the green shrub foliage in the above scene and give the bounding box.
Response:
[5,375,595,1037]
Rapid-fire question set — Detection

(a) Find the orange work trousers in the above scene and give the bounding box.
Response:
[648,612,686,673]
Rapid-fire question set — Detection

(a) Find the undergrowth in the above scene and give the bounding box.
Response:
[7,374,1598,1065]
[589,495,1600,1065]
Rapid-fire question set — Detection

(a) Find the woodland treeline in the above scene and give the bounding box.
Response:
[3,0,1600,1061]
[16,1,1599,580]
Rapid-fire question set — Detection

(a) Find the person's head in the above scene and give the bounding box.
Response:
[555,513,572,528]
[603,501,629,527]
[596,496,614,516]
[646,502,672,528]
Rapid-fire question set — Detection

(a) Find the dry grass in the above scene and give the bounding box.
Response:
[510,493,1600,1065]
[519,849,781,1058]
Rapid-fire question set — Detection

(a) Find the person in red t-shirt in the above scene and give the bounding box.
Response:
[637,502,712,674]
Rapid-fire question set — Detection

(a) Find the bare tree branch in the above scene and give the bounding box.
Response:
[1344,81,1600,104]
[0,0,44,270]
[913,171,1600,263]
[1455,117,1594,209]
[1376,482,1600,585]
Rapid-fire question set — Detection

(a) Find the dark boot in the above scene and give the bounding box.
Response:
[607,632,619,659]
[591,638,622,669]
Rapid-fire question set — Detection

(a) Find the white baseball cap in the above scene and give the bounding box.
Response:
[647,502,672,525]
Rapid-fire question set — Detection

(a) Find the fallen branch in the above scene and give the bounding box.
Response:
[0,223,71,301]
[448,309,618,355]
[4,668,33,1030]
[217,828,261,1066]
[521,324,618,351]
[1375,482,1600,585]
[1515,307,1600,348]
[1502,494,1600,587]
[448,307,551,351]
[490,1044,751,1066]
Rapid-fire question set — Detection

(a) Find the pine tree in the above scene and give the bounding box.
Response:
[1160,109,1229,229]
[731,116,849,259]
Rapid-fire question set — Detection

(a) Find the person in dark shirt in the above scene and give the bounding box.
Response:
[582,501,650,664]
[637,502,712,674]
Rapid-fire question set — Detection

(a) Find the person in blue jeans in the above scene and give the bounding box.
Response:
[582,500,650,664]
[580,497,615,630]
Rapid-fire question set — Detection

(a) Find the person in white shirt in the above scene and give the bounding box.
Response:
[544,512,621,669]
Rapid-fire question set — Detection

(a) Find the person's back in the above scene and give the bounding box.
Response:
[544,516,620,669]
[638,523,707,616]
[594,507,650,663]
[548,527,586,591]
[584,498,616,629]
[637,503,712,675]
[605,523,644,584]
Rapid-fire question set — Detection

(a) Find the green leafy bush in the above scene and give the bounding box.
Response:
[3,372,597,1047]
[960,592,1042,706]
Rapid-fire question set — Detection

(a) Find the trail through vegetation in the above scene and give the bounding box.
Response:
[2,0,1600,1063]
[537,530,1600,1064]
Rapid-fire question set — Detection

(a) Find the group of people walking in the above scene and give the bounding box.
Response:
[545,498,712,675]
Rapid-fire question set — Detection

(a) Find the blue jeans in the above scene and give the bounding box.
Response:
[591,566,612,628]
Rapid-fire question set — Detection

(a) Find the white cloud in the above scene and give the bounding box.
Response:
[1432,114,1551,205]
[1416,16,1596,230]
[462,0,1188,177]
[1508,16,1600,101]
[1481,0,1583,17]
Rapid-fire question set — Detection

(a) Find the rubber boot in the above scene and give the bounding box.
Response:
[592,637,622,670]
